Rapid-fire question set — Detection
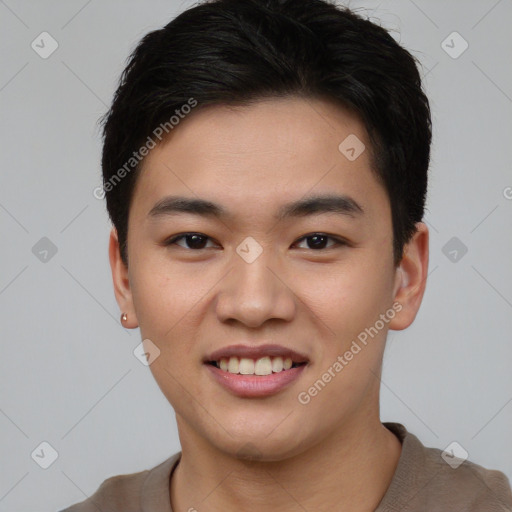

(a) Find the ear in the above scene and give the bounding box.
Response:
[109,227,139,328]
[388,222,429,331]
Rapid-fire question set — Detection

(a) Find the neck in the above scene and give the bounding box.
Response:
[170,411,402,512]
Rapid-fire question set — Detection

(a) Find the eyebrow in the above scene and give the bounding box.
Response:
[147,194,364,221]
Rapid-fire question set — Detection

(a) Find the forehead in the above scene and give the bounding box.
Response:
[130,96,389,225]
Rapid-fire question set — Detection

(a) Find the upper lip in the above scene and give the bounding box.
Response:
[205,344,310,364]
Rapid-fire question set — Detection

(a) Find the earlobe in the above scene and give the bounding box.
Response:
[388,222,429,331]
[108,227,139,329]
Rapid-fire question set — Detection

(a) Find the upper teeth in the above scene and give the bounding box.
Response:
[217,356,294,375]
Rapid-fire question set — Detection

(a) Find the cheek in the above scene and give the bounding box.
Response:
[130,266,205,404]
[296,259,392,348]
[130,259,200,346]
[294,264,391,425]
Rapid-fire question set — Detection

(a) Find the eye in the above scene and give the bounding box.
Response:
[163,232,347,251]
[293,233,346,250]
[164,233,218,250]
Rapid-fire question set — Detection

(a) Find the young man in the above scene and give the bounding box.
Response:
[62,0,512,510]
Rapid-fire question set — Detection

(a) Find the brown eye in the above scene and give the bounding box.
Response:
[165,233,217,250]
[294,233,345,250]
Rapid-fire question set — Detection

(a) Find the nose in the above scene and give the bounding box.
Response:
[214,251,296,328]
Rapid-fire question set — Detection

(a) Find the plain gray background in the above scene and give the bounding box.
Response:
[1,0,511,510]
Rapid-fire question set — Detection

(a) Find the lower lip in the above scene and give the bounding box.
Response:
[205,363,308,398]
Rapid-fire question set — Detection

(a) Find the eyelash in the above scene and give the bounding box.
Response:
[163,232,348,251]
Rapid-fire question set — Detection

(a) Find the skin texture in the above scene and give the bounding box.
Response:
[109,97,429,511]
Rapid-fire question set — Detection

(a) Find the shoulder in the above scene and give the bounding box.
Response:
[58,453,181,512]
[380,423,512,511]
[59,470,150,512]
[422,442,512,510]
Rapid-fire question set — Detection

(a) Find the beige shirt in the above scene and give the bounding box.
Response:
[60,422,512,511]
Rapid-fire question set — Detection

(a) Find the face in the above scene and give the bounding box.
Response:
[110,96,428,460]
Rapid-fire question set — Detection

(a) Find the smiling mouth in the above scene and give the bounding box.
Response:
[206,356,307,376]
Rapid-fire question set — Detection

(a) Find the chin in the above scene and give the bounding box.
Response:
[211,428,313,463]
